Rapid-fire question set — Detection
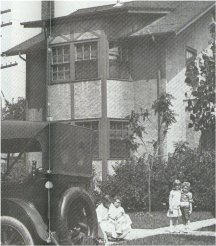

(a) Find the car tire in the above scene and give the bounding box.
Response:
[1,216,34,245]
[57,187,98,245]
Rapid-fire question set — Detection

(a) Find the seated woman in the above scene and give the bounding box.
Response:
[96,195,116,242]
[108,196,132,239]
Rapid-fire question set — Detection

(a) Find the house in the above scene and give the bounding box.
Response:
[3,1,215,180]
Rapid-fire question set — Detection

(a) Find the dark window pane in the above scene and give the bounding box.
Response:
[110,139,129,158]
[91,43,97,60]
[76,44,83,61]
[75,60,98,80]
[84,44,90,60]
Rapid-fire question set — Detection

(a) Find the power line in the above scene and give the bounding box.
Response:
[1,9,11,15]
[1,62,18,69]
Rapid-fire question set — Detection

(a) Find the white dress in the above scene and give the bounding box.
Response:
[96,203,116,238]
[167,190,182,217]
[108,204,132,234]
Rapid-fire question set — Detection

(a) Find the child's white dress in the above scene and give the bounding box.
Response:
[167,190,182,217]
[108,204,132,234]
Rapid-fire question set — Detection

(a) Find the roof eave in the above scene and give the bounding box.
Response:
[128,30,175,39]
[176,3,215,35]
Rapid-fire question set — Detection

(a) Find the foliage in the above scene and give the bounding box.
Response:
[184,22,215,150]
[126,93,177,155]
[2,97,26,120]
[99,156,169,212]
[99,142,215,213]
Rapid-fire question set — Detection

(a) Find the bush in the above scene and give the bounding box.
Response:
[99,143,215,214]
[99,157,170,212]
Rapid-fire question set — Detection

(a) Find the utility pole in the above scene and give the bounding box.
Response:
[1,9,17,69]
[1,9,12,28]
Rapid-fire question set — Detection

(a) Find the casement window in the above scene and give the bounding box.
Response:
[109,42,130,80]
[75,42,98,80]
[109,121,130,159]
[51,45,70,81]
[185,47,197,66]
[75,121,99,158]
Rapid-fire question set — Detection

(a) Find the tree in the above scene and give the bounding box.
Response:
[125,93,177,213]
[184,22,215,150]
[2,97,26,120]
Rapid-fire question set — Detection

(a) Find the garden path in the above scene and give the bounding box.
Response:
[107,218,216,244]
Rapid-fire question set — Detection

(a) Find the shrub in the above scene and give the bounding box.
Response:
[99,143,215,213]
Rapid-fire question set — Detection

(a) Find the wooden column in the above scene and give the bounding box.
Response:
[99,31,109,180]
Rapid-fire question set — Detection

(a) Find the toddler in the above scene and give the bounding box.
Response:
[180,182,193,233]
[167,179,182,233]
[108,197,126,235]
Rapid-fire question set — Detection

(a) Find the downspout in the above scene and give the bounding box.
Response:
[19,52,26,62]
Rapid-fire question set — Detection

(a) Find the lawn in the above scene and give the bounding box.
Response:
[129,211,214,229]
[198,224,216,232]
[117,234,215,245]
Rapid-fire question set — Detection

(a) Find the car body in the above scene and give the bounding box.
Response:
[1,120,98,245]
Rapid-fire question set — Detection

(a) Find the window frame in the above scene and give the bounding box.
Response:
[51,43,71,82]
[109,120,130,159]
[185,46,197,66]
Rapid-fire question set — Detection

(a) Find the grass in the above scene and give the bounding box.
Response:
[117,234,216,245]
[198,224,215,232]
[129,211,214,229]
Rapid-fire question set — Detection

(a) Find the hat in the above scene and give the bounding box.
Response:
[173,179,181,186]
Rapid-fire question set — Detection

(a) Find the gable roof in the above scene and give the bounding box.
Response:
[21,1,178,28]
[130,1,215,37]
[2,1,215,56]
[70,1,177,16]
[2,32,45,56]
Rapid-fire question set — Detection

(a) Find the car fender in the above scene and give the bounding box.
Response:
[1,198,48,242]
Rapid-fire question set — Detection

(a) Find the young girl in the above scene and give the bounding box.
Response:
[167,179,182,233]
[180,182,193,233]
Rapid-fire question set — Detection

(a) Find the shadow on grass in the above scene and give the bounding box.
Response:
[129,211,214,229]
[197,224,215,232]
[116,234,215,245]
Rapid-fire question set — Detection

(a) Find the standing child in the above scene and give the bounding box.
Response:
[180,182,193,233]
[167,179,182,233]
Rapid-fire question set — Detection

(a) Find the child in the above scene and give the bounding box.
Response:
[180,182,193,233]
[167,179,182,233]
[108,197,132,238]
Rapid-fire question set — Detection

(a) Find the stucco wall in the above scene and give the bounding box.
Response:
[166,11,212,153]
[48,84,71,121]
[74,80,102,119]
[107,80,134,118]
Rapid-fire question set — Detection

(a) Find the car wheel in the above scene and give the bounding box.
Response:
[1,216,34,245]
[57,188,98,245]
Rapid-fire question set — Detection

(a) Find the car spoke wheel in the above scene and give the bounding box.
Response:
[1,216,34,245]
[57,188,98,245]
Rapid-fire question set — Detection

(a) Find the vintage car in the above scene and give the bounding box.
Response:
[1,120,98,245]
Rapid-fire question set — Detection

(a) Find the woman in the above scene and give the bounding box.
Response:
[96,195,116,242]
